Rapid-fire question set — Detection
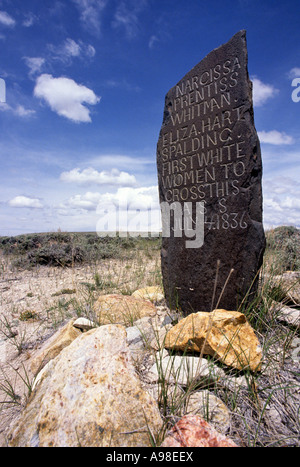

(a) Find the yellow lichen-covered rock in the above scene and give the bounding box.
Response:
[164,310,262,372]
[30,318,81,376]
[132,286,164,304]
[93,294,157,326]
[8,325,163,447]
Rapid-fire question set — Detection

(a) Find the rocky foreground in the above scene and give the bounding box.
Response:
[3,282,300,447]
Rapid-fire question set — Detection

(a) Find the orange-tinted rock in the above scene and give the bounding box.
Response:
[165,310,262,371]
[161,415,237,447]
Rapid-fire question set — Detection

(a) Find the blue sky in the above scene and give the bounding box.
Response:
[0,0,299,235]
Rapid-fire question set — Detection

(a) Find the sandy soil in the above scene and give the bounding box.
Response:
[0,251,161,445]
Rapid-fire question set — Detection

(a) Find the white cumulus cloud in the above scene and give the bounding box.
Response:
[60,186,159,213]
[64,192,102,211]
[86,44,96,57]
[72,0,107,35]
[97,186,159,211]
[0,11,16,27]
[14,105,36,117]
[63,38,81,57]
[0,102,35,117]
[48,38,96,63]
[288,67,300,78]
[258,130,294,145]
[24,57,45,77]
[34,74,100,123]
[22,12,36,27]
[148,35,159,49]
[8,196,43,209]
[263,176,300,229]
[60,167,137,186]
[112,0,148,39]
[95,186,161,234]
[252,77,279,107]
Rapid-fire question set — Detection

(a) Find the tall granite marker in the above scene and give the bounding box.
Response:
[156,30,265,313]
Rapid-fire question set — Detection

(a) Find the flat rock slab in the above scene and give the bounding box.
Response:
[270,301,300,327]
[29,318,81,376]
[93,294,157,326]
[156,30,265,313]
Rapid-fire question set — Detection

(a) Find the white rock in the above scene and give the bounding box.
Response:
[185,390,231,434]
[73,317,96,332]
[8,325,163,447]
[278,305,300,327]
[145,354,225,387]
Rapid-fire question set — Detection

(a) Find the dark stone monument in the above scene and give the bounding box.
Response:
[156,30,265,313]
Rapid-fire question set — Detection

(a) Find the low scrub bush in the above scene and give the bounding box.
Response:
[0,232,162,269]
[265,226,300,272]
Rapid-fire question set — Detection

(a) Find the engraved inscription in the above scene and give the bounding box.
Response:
[158,54,248,230]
